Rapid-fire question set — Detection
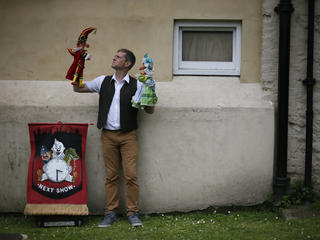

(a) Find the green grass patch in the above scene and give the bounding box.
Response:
[310,200,320,212]
[1,207,320,240]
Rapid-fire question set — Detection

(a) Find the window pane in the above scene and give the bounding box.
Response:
[182,31,233,62]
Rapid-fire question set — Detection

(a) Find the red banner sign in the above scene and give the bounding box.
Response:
[24,122,89,215]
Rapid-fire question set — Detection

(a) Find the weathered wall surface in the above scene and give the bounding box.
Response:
[0,0,261,82]
[0,78,274,214]
[262,0,320,191]
[0,0,277,214]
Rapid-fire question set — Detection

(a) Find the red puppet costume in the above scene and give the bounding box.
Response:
[66,27,96,88]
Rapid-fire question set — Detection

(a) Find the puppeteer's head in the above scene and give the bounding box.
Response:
[112,49,136,71]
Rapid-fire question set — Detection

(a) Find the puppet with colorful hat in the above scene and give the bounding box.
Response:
[132,53,158,109]
[66,27,96,88]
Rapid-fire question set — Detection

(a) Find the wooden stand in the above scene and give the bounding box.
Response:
[35,215,85,227]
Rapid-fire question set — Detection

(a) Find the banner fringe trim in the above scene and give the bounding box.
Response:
[24,204,89,215]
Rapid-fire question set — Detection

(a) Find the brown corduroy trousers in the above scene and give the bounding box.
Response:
[101,129,139,216]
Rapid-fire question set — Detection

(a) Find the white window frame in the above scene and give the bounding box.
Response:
[173,21,241,76]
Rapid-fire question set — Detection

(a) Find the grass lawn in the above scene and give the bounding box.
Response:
[1,206,320,240]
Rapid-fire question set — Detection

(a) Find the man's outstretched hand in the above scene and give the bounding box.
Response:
[73,84,91,93]
[144,106,155,114]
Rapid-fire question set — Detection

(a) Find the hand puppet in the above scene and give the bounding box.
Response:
[66,27,96,88]
[132,53,158,109]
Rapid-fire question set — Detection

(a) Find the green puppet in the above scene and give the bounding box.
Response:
[132,53,158,109]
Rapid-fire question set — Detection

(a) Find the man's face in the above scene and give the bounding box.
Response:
[111,51,130,70]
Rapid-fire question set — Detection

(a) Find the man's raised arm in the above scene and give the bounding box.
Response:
[73,84,91,93]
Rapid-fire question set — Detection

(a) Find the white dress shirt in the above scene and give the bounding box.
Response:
[86,74,130,130]
[86,74,142,130]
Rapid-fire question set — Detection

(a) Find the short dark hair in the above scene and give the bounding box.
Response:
[118,48,136,69]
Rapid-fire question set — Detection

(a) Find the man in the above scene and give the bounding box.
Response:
[73,49,154,227]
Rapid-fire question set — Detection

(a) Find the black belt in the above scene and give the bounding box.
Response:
[103,128,122,132]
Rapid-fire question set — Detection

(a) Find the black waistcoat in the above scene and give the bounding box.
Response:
[97,75,138,132]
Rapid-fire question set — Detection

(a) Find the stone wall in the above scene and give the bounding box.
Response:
[262,0,320,191]
[0,78,274,214]
[0,0,262,83]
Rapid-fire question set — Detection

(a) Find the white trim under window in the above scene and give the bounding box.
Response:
[173,21,241,76]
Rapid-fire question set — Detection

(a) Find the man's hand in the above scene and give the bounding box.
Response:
[73,84,91,93]
[144,106,155,114]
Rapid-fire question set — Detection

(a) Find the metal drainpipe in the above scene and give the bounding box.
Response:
[303,0,315,190]
[273,0,294,201]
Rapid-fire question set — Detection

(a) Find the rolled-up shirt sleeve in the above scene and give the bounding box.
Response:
[85,75,106,93]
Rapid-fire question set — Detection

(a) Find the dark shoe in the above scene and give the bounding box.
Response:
[128,212,143,227]
[98,212,117,227]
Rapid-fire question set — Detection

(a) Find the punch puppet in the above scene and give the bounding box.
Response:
[66,27,97,88]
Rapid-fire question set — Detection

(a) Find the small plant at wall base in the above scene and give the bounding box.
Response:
[275,179,317,209]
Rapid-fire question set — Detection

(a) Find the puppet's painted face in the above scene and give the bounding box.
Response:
[51,139,65,158]
[41,151,51,162]
[76,42,88,49]
[139,54,154,77]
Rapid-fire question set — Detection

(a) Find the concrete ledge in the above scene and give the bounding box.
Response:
[0,78,274,214]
